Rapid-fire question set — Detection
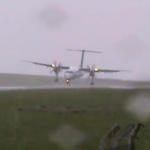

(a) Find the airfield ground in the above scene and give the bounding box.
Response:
[0,73,150,87]
[0,88,149,150]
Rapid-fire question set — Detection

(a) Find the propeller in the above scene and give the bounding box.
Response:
[50,61,62,74]
[50,61,63,82]
[86,64,98,85]
[86,64,97,78]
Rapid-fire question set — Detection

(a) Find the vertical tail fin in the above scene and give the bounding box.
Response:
[66,49,101,68]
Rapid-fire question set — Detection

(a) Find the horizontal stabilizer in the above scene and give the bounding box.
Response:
[66,49,101,53]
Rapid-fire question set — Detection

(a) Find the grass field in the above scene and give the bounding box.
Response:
[0,88,149,150]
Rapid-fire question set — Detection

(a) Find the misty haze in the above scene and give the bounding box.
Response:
[0,1,150,150]
[0,0,150,82]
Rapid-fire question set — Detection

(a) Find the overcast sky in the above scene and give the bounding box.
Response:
[0,0,150,80]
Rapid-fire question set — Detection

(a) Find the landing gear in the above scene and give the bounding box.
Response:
[55,78,58,82]
[91,82,94,85]
[90,77,94,85]
[66,79,70,84]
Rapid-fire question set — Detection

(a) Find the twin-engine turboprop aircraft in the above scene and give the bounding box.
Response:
[22,49,130,85]
[64,65,129,85]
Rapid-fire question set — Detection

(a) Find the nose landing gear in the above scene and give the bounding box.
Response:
[66,79,70,84]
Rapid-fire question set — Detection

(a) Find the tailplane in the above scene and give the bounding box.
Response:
[66,49,101,68]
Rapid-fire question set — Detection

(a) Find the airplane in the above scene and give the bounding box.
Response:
[64,49,130,85]
[22,49,101,82]
[22,49,130,85]
[64,64,130,85]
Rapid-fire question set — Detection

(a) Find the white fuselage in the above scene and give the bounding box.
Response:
[64,67,84,80]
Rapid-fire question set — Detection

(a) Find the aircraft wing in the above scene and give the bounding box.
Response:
[79,67,130,73]
[79,68,91,72]
[22,60,70,69]
[95,69,130,73]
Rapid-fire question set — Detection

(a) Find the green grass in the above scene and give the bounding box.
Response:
[0,88,149,150]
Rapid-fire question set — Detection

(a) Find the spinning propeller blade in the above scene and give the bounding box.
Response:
[50,61,63,74]
[86,64,97,78]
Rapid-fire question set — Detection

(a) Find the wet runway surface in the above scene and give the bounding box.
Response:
[0,82,150,91]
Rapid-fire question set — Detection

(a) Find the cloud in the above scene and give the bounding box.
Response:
[114,35,149,59]
[37,3,69,29]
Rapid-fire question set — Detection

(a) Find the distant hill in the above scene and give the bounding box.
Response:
[0,73,150,87]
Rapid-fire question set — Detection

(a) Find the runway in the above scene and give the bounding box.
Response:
[0,83,150,91]
[0,73,150,90]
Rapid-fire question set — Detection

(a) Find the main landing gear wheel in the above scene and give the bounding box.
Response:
[55,78,58,82]
[91,82,94,85]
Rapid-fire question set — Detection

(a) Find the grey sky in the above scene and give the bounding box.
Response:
[0,0,150,80]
